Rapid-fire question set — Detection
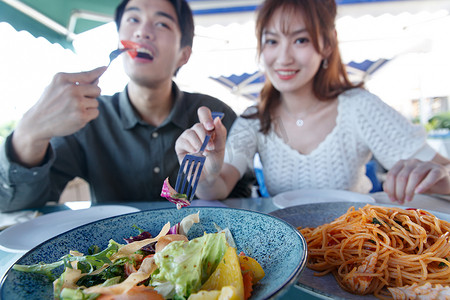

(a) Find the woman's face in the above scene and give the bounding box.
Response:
[260,8,324,96]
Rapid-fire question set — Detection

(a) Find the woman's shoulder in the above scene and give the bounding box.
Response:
[339,88,390,111]
[340,87,380,101]
[236,106,259,122]
[231,106,260,129]
[241,105,259,116]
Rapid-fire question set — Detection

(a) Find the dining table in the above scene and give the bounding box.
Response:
[1,191,449,299]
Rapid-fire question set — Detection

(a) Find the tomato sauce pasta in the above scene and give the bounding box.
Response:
[298,204,450,299]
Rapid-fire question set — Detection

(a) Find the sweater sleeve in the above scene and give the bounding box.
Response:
[224,115,259,177]
[0,134,57,212]
[349,89,436,170]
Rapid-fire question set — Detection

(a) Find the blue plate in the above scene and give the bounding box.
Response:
[270,201,450,300]
[1,207,307,299]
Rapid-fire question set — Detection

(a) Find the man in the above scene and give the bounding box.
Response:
[0,0,253,212]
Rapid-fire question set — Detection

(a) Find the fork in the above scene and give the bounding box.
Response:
[175,112,225,201]
[107,48,131,67]
[90,48,131,83]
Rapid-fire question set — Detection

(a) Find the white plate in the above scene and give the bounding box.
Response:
[0,205,140,253]
[371,192,450,214]
[272,189,375,209]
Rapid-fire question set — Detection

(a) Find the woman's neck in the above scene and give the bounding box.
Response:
[280,88,320,114]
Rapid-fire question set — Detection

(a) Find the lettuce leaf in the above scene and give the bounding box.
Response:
[13,240,121,280]
[151,232,228,299]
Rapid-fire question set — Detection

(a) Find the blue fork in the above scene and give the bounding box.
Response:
[107,48,131,67]
[175,112,224,201]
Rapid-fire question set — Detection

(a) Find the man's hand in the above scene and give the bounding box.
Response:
[11,66,107,167]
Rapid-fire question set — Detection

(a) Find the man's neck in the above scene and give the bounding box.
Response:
[127,80,174,126]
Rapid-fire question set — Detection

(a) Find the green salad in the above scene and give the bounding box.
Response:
[12,212,265,300]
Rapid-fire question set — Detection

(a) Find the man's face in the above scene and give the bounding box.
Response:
[118,0,190,87]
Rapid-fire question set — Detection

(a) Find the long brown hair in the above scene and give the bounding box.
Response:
[251,0,361,134]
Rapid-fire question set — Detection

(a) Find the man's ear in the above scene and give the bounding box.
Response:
[176,46,192,69]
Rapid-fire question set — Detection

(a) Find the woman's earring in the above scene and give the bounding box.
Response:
[322,58,329,69]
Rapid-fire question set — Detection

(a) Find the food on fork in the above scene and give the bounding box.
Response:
[298,204,450,299]
[160,177,190,209]
[120,40,154,60]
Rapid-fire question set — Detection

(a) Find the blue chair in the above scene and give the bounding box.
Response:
[366,160,383,193]
[254,168,270,197]
[253,154,270,197]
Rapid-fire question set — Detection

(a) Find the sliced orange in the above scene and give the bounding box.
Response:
[239,255,265,284]
[188,286,239,300]
[200,247,244,300]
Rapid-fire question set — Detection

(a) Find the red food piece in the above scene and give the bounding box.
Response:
[160,178,190,209]
[120,40,139,58]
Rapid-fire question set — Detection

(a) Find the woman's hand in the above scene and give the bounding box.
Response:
[175,106,227,183]
[11,66,107,167]
[384,158,450,204]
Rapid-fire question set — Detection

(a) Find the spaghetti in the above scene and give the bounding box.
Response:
[298,204,450,299]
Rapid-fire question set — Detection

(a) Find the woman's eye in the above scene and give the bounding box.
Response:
[264,39,277,45]
[295,37,309,44]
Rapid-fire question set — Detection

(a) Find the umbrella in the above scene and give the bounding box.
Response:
[210,71,265,101]
[0,0,263,49]
[346,58,390,83]
[0,0,120,49]
[2,0,445,49]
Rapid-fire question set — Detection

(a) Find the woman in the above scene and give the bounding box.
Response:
[175,0,450,203]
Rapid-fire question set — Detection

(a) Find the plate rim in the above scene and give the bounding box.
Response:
[0,205,140,252]
[1,206,308,300]
[272,188,375,209]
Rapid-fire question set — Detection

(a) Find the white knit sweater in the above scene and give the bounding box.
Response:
[224,88,436,195]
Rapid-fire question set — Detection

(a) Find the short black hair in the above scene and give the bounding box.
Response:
[114,0,194,48]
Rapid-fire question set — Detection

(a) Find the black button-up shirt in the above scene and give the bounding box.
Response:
[0,82,251,212]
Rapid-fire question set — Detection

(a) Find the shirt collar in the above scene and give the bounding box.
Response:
[119,87,139,129]
[118,82,190,130]
[166,82,190,130]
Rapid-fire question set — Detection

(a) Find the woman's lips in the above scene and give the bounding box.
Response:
[276,69,298,80]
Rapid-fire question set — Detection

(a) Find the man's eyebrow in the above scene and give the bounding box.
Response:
[156,11,176,23]
[124,6,140,13]
[124,6,177,23]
